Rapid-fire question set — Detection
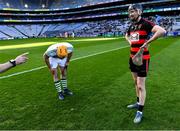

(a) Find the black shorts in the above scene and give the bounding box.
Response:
[129,58,150,77]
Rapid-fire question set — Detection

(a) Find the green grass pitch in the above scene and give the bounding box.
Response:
[0,37,179,130]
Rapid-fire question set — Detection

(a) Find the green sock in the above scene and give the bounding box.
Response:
[61,79,67,90]
[54,80,62,92]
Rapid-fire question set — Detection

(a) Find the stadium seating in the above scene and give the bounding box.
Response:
[0,0,124,10]
[0,0,178,40]
[0,16,177,40]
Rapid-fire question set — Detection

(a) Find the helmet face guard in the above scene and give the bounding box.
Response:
[57,45,68,58]
[128,4,143,13]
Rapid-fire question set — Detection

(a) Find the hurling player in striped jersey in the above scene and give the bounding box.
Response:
[125,4,166,124]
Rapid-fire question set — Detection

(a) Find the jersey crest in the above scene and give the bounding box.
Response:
[130,32,139,42]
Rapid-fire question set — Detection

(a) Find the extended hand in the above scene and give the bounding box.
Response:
[15,52,29,65]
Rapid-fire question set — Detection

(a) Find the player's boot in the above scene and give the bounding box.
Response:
[127,103,139,109]
[58,92,65,100]
[64,88,73,96]
[134,111,143,124]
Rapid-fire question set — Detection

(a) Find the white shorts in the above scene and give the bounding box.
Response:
[49,57,67,68]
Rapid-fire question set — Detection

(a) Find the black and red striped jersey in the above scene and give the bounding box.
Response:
[127,18,155,60]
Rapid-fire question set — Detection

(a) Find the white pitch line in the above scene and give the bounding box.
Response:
[0,66,46,79]
[0,45,129,79]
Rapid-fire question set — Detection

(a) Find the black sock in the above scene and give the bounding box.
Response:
[138,105,144,112]
[137,97,139,103]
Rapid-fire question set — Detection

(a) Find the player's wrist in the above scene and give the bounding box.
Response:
[9,59,16,67]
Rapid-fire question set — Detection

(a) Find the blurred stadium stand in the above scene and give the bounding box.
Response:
[0,0,180,39]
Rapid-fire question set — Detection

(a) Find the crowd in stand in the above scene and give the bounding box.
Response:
[51,0,120,9]
[65,16,175,37]
[146,15,174,32]
[73,19,129,37]
[0,0,120,10]
[0,16,177,40]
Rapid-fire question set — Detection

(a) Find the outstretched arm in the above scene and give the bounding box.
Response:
[0,52,28,73]
[0,62,15,73]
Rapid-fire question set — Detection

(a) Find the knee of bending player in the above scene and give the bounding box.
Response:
[51,68,58,76]
[51,69,55,75]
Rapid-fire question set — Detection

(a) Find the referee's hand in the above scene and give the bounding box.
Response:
[15,52,29,65]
